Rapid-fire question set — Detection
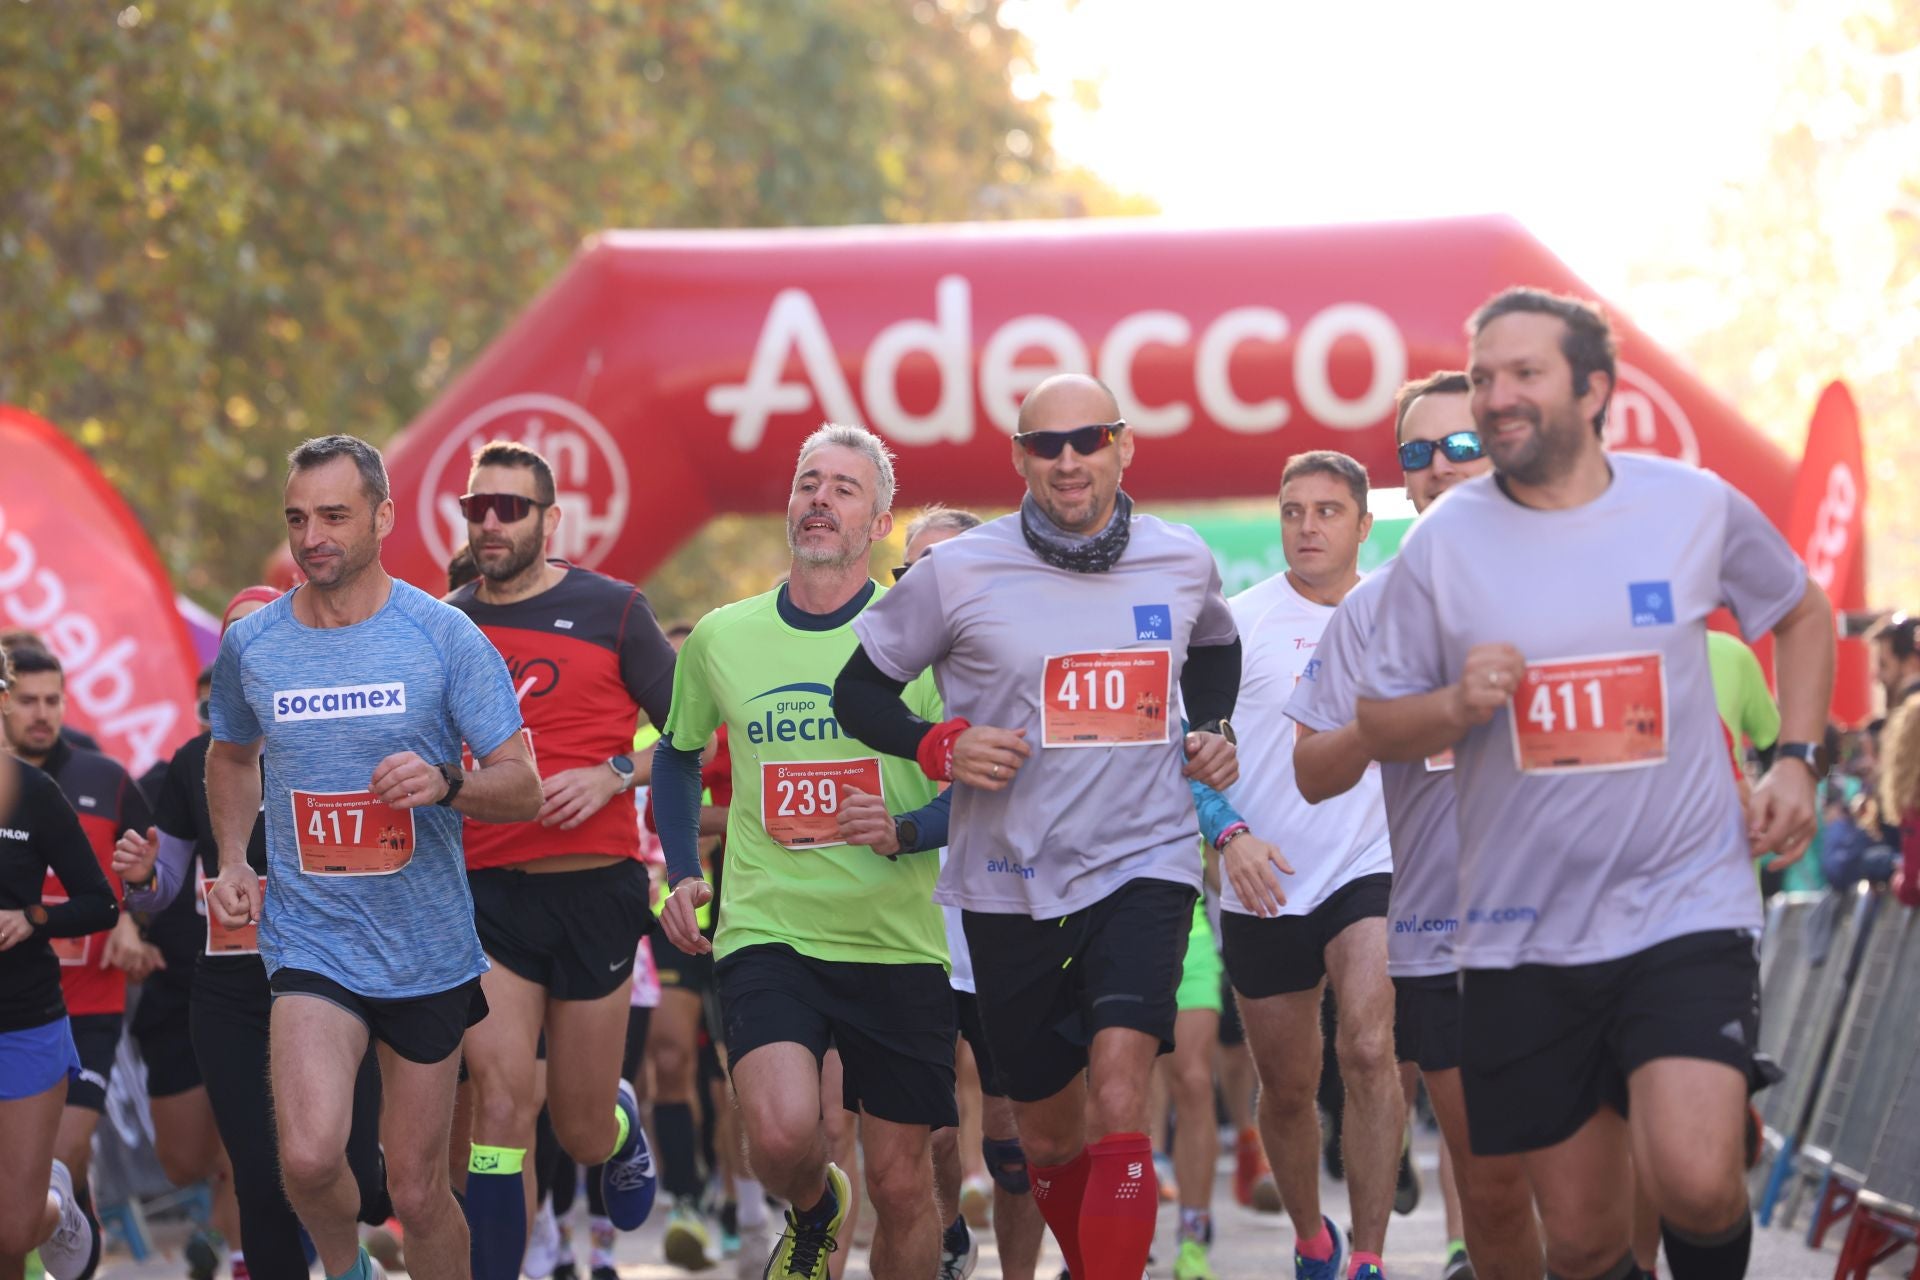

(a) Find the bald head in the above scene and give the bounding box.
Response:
[1016,374,1121,436]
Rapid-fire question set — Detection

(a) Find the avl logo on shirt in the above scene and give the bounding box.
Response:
[1133,604,1171,641]
[1628,581,1675,627]
[274,682,407,721]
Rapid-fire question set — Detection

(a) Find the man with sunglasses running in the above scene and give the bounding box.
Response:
[1188,449,1397,1280]
[836,373,1242,1280]
[444,442,674,1275]
[1287,375,1542,1280]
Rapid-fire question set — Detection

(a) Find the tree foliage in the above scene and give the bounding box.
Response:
[1632,0,1920,609]
[1,0,1095,605]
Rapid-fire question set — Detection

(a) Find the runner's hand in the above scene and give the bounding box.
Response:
[1182,730,1238,788]
[0,909,30,952]
[836,787,899,856]
[662,878,713,956]
[208,863,259,930]
[371,751,446,810]
[113,826,160,885]
[953,726,1030,791]
[1453,643,1527,726]
[1749,759,1818,864]
[102,915,163,979]
[538,764,623,830]
[1223,832,1293,917]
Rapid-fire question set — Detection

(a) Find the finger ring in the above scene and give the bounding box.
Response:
[991,765,1001,779]
[1487,671,1500,687]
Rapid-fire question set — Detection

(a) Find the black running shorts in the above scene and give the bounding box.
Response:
[468,859,654,1001]
[1221,873,1392,999]
[270,968,488,1066]
[1392,972,1462,1075]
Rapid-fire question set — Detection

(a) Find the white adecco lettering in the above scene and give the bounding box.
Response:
[706,276,1407,451]
[0,501,177,773]
[1804,461,1858,592]
[1607,362,1700,466]
[273,682,408,723]
[418,393,631,570]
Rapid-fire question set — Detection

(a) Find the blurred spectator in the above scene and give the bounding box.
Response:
[1878,684,1920,907]
[0,632,100,754]
[1870,613,1920,710]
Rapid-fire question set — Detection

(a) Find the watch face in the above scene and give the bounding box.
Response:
[610,755,636,777]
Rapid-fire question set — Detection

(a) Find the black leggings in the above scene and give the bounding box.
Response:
[190,960,388,1279]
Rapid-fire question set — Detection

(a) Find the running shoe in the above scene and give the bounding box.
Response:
[718,1198,742,1258]
[590,1268,619,1280]
[762,1163,849,1280]
[959,1174,991,1228]
[602,1079,659,1229]
[665,1199,718,1271]
[38,1161,98,1280]
[1293,1215,1345,1280]
[183,1229,222,1280]
[1352,1265,1384,1280]
[1442,1244,1475,1279]
[1173,1237,1218,1280]
[524,1199,563,1279]
[938,1218,979,1280]
[552,1263,578,1280]
[1394,1135,1421,1215]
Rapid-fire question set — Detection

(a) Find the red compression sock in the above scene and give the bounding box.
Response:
[1030,1147,1092,1279]
[1077,1132,1158,1279]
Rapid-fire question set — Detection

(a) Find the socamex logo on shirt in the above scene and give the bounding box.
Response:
[1133,604,1171,641]
[1628,581,1676,627]
[274,682,407,721]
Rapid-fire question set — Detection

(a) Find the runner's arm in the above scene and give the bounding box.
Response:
[835,644,939,760]
[1180,716,1247,848]
[1293,722,1374,803]
[121,832,196,913]
[1355,689,1473,763]
[1179,638,1241,729]
[895,787,952,854]
[205,737,266,874]
[452,732,543,823]
[651,733,707,886]
[36,779,118,938]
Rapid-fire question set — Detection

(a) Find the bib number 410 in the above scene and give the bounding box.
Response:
[1055,666,1129,712]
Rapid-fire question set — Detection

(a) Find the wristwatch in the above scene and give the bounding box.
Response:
[894,815,922,855]
[1775,742,1830,777]
[433,762,465,807]
[1193,718,1237,746]
[25,904,48,930]
[607,754,637,792]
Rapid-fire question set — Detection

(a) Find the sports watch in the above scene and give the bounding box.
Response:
[25,904,48,930]
[894,814,922,855]
[1775,742,1830,777]
[1192,718,1237,746]
[434,762,465,807]
[607,754,636,792]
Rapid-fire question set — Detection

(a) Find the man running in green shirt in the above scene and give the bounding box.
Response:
[653,424,954,1280]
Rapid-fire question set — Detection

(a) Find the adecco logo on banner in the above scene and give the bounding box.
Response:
[1607,362,1700,466]
[706,276,1409,451]
[417,394,631,570]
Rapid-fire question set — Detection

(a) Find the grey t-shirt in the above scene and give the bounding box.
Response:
[1286,562,1458,977]
[853,512,1238,918]
[1360,455,1806,969]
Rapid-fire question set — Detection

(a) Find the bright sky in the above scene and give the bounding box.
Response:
[1010,0,1805,308]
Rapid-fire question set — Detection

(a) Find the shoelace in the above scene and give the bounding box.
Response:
[778,1221,839,1276]
[606,1156,654,1190]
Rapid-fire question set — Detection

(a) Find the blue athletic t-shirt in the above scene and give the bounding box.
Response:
[209,579,522,998]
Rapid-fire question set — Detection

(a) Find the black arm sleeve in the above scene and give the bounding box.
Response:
[618,589,679,728]
[834,644,939,762]
[33,775,118,938]
[1180,638,1242,729]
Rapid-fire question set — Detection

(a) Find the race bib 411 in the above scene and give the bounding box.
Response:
[1510,652,1668,774]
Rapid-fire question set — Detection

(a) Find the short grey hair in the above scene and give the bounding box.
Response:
[288,434,391,505]
[905,504,982,546]
[795,422,896,514]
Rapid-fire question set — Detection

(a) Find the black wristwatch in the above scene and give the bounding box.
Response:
[894,815,922,855]
[434,762,465,807]
[1775,742,1830,777]
[25,903,48,931]
[1192,718,1237,746]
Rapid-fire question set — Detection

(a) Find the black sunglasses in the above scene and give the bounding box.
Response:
[891,562,912,583]
[458,492,551,524]
[1012,421,1125,460]
[1397,431,1484,472]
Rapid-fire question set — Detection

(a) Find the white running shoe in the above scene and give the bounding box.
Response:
[525,1196,563,1278]
[38,1160,97,1280]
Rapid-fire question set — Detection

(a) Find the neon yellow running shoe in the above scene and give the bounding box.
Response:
[763,1162,849,1280]
[1174,1237,1219,1280]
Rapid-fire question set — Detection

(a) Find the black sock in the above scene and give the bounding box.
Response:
[943,1215,970,1255]
[1660,1215,1752,1280]
[796,1178,839,1227]
[655,1101,702,1201]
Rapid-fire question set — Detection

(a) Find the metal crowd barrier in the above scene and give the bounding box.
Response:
[1830,1050,1920,1278]
[1785,903,1920,1245]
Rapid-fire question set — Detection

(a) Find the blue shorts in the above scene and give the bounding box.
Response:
[0,1017,83,1101]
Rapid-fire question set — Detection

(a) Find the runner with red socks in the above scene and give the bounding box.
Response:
[836,374,1243,1280]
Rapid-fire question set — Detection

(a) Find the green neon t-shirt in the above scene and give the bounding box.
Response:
[662,584,945,968]
[1706,631,1781,752]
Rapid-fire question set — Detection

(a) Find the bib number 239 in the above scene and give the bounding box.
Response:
[1041,650,1172,748]
[291,790,416,875]
[761,758,884,849]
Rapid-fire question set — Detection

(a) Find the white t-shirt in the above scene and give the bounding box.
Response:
[1218,573,1392,917]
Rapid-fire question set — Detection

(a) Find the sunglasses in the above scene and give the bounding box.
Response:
[892,562,912,583]
[458,492,551,524]
[1397,431,1485,472]
[1012,421,1125,460]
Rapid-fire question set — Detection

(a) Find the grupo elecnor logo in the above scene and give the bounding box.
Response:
[1608,362,1700,466]
[418,394,631,570]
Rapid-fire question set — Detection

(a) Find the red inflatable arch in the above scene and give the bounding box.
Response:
[371,214,1869,716]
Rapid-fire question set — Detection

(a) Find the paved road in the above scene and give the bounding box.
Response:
[89,1128,1902,1277]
